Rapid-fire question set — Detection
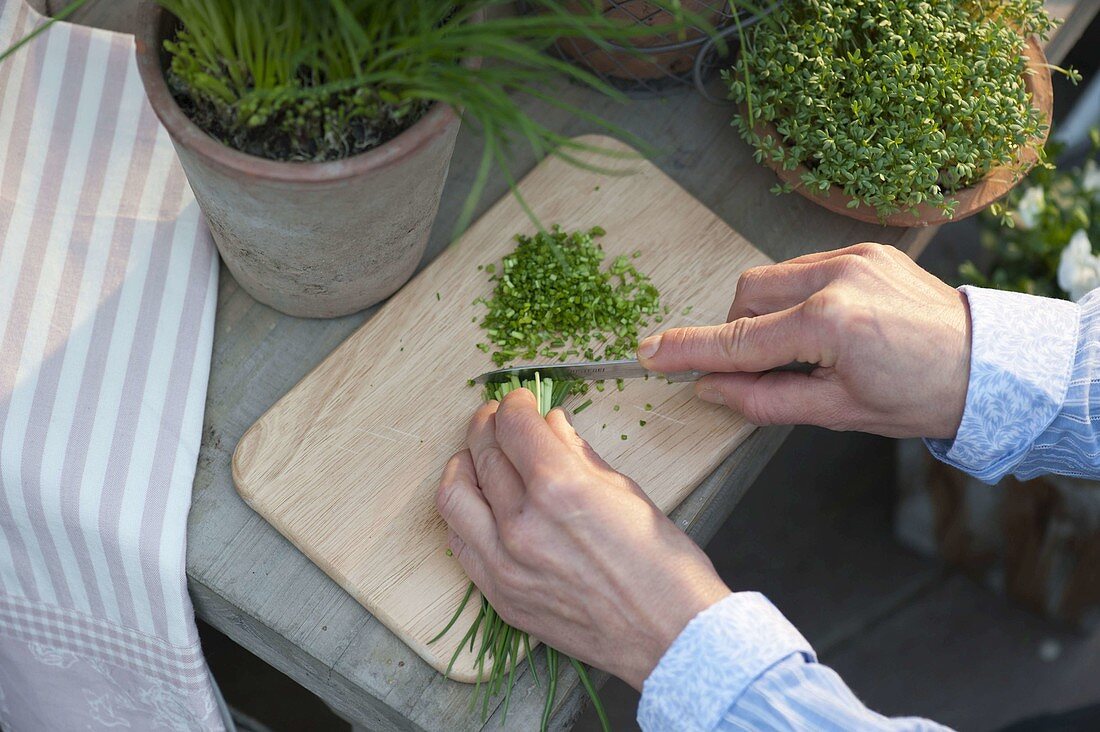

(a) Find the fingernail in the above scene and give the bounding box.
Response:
[638,335,661,360]
[697,388,725,405]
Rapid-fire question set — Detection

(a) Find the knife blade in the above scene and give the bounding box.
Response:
[472,358,814,385]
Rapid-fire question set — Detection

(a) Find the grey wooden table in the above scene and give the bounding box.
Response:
[47,1,1099,730]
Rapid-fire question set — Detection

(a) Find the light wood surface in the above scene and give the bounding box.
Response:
[232,135,771,681]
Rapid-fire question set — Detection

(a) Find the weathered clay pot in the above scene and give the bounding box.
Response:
[134,4,462,318]
[556,0,724,80]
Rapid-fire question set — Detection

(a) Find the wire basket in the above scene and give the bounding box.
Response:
[521,1,779,99]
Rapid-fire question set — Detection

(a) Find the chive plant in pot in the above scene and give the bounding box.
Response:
[725,0,1074,227]
[130,1,666,318]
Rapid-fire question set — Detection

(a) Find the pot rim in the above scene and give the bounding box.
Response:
[133,2,462,184]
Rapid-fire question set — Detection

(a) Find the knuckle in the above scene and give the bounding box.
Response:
[877,242,902,259]
[735,265,769,297]
[805,287,848,324]
[436,479,460,520]
[852,241,886,259]
[469,402,497,431]
[474,402,498,421]
[718,318,753,361]
[530,474,580,511]
[473,446,510,482]
[806,286,871,339]
[657,326,690,353]
[450,536,470,562]
[738,382,775,426]
[835,252,870,277]
[497,513,529,553]
[494,396,528,434]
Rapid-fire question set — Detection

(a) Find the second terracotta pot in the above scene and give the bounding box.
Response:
[134,4,462,318]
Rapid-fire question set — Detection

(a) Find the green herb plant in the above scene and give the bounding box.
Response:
[726,0,1078,220]
[1,1,767,231]
[433,372,609,732]
[150,0,725,232]
[476,225,662,367]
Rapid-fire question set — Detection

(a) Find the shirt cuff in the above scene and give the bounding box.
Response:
[637,592,815,732]
[924,285,1079,484]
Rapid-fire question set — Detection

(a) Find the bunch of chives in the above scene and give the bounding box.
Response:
[432,372,609,731]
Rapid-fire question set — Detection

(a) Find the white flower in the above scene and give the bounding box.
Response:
[1058,229,1100,302]
[1083,159,1100,194]
[1015,185,1045,230]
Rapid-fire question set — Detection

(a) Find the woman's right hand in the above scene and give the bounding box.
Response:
[637,243,972,439]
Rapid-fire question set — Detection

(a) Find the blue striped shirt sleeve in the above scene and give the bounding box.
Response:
[925,286,1096,483]
[638,593,951,732]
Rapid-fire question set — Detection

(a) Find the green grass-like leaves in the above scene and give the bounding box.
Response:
[153,0,717,233]
[726,0,1069,220]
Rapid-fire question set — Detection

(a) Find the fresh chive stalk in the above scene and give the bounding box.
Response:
[435,373,607,731]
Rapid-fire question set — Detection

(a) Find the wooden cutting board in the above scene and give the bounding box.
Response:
[232,135,772,682]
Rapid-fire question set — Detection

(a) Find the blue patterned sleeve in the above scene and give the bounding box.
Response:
[637,593,951,732]
[924,286,1093,483]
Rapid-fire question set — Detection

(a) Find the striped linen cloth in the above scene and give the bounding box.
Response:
[0,1,223,728]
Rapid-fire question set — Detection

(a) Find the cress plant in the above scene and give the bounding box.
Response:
[725,0,1077,220]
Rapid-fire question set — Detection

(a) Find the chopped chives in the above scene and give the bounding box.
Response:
[572,399,593,414]
[475,225,660,367]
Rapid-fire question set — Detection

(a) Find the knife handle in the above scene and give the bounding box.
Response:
[663,361,815,383]
[770,361,817,375]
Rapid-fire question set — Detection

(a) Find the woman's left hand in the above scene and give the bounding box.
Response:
[436,388,731,690]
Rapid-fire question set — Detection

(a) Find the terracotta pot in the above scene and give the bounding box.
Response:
[134,4,463,318]
[750,37,1053,228]
[557,0,726,80]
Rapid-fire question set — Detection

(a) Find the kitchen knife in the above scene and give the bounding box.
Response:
[472,358,814,385]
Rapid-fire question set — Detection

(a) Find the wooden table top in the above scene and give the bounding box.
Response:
[44,1,1100,729]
